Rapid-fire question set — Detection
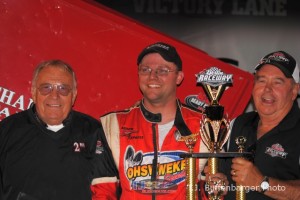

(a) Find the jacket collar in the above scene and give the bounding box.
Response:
[30,103,72,127]
[139,99,193,136]
[140,100,162,123]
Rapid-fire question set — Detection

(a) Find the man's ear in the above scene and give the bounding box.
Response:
[31,86,37,103]
[176,71,184,85]
[292,83,300,101]
[72,89,78,105]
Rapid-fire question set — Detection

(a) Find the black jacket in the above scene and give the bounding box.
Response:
[0,105,117,200]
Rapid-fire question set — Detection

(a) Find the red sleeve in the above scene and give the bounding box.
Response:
[91,182,118,200]
[199,180,209,200]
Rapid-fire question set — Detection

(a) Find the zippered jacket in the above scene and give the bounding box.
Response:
[100,100,209,200]
[0,105,118,200]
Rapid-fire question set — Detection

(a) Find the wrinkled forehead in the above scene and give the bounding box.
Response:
[36,66,74,84]
[36,65,76,86]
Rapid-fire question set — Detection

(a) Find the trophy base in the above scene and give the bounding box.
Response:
[180,152,253,159]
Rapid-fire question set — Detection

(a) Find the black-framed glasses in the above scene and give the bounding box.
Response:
[37,83,73,96]
[138,66,176,76]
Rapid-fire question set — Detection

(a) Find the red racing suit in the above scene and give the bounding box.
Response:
[100,100,209,200]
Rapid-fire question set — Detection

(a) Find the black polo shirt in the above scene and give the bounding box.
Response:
[220,101,300,200]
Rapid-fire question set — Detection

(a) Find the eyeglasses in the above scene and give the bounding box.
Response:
[138,66,176,76]
[37,83,73,96]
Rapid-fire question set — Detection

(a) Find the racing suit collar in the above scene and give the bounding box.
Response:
[139,99,193,136]
[140,100,162,123]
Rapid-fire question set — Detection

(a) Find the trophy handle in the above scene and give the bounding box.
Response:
[178,134,198,200]
[186,156,197,200]
[235,136,247,200]
[202,84,225,106]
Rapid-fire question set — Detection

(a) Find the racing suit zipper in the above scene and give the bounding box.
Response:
[151,123,158,200]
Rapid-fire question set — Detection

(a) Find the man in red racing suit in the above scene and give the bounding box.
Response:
[92,42,211,199]
[100,100,209,200]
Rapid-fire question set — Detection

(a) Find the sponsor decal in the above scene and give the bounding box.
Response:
[132,179,179,194]
[124,146,186,194]
[0,86,33,121]
[121,126,143,139]
[185,94,207,111]
[95,140,104,154]
[265,143,288,159]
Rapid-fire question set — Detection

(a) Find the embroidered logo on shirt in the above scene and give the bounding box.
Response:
[265,143,288,159]
[73,142,85,152]
[121,127,143,139]
[95,140,104,154]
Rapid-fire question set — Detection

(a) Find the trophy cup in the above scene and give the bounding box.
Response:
[180,66,232,200]
[198,67,232,200]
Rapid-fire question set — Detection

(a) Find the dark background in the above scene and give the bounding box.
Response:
[95,0,300,109]
[95,0,300,72]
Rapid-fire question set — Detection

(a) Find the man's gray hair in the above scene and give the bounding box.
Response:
[32,59,77,89]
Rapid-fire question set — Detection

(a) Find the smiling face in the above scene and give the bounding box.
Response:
[138,53,184,105]
[31,65,77,125]
[252,64,299,120]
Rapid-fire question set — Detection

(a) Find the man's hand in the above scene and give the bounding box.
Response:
[203,166,229,196]
[231,157,263,190]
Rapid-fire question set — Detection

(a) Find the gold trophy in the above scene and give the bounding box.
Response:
[180,67,233,200]
[198,67,232,200]
[181,67,252,200]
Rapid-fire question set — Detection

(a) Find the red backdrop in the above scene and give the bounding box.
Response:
[0,0,253,121]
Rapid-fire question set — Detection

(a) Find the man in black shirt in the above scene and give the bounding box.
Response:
[216,51,300,200]
[0,60,118,200]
